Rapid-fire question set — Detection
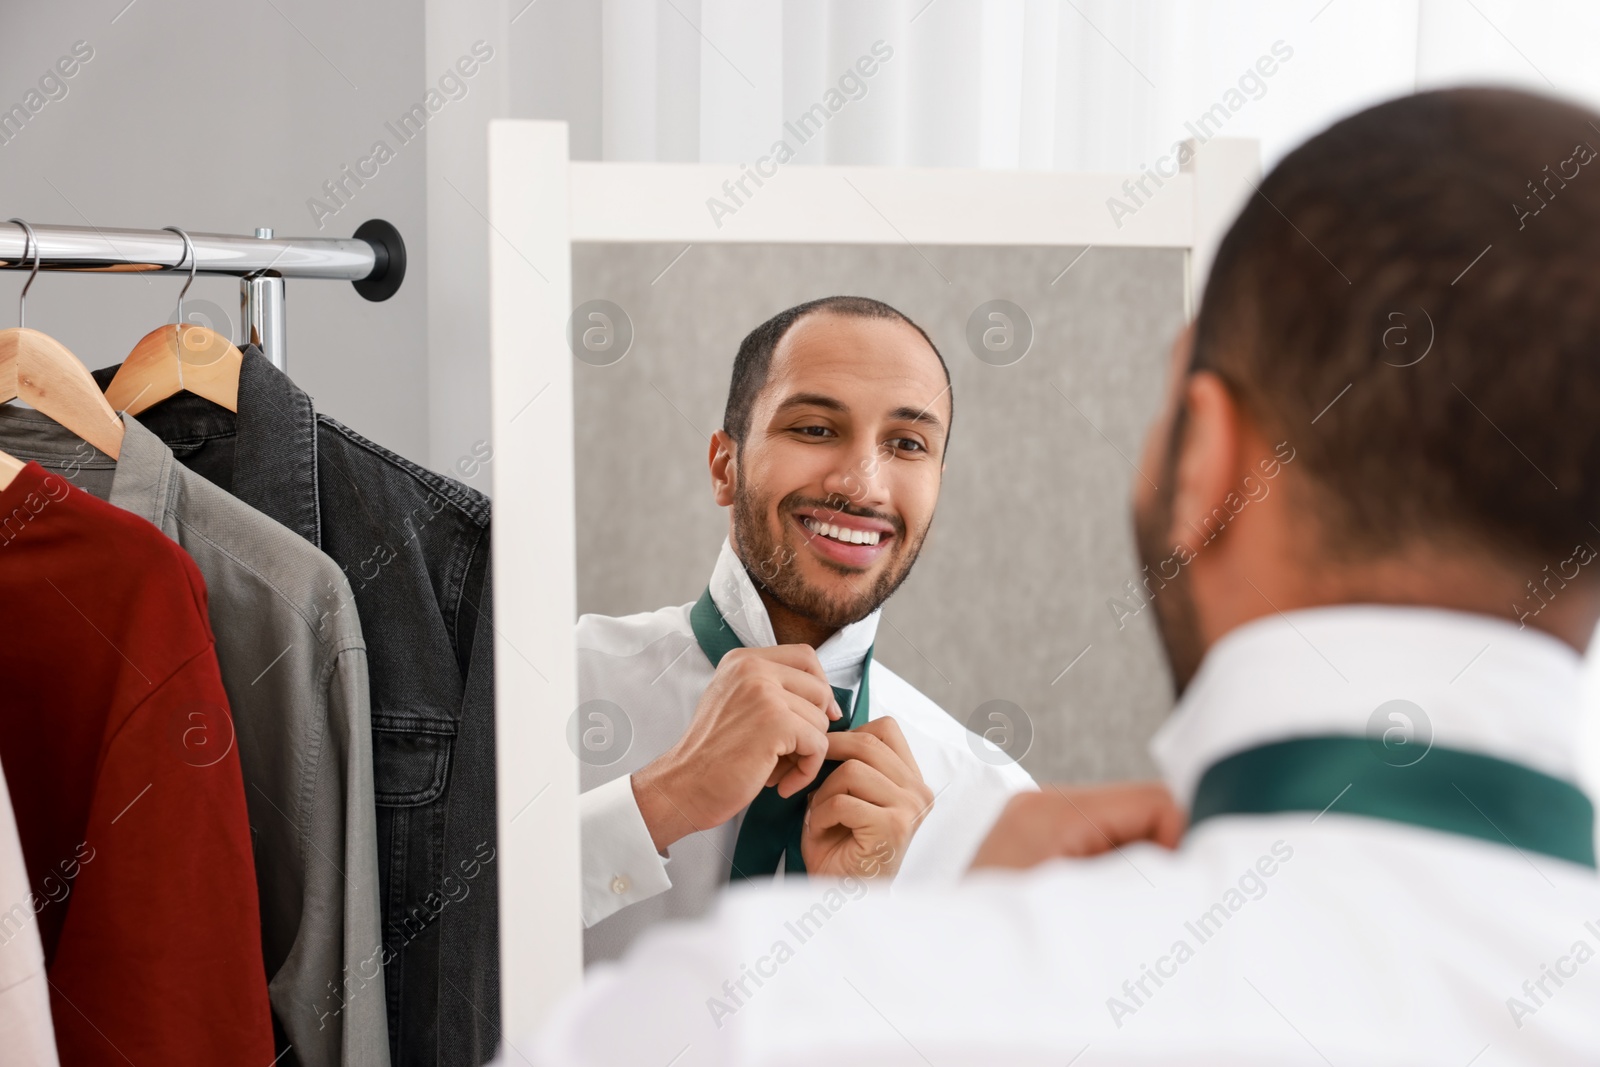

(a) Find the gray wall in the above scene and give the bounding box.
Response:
[0,0,607,481]
[0,1,429,465]
[573,242,1185,782]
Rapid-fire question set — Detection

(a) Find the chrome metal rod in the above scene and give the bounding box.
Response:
[243,273,288,371]
[0,222,378,280]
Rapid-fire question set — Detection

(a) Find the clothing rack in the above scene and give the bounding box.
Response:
[0,218,405,371]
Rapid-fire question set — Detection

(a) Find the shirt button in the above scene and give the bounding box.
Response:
[610,875,630,895]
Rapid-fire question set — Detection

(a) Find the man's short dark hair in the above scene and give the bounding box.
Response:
[1193,86,1600,567]
[723,295,952,451]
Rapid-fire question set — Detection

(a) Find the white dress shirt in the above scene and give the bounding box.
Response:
[539,605,1600,1065]
[577,538,1038,964]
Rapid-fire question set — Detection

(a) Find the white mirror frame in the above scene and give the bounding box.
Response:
[485,118,1260,1049]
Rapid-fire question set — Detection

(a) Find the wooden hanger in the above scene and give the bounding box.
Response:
[0,220,124,459]
[0,448,23,491]
[104,226,241,416]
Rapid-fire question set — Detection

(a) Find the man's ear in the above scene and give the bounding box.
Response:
[710,430,737,507]
[1168,371,1243,557]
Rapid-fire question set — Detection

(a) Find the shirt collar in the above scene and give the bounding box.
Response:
[230,346,321,546]
[1151,604,1590,809]
[106,414,179,529]
[88,345,322,546]
[707,536,880,689]
[0,405,179,534]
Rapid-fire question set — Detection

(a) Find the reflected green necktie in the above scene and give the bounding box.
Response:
[689,587,872,880]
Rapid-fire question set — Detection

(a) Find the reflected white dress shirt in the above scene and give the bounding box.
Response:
[577,538,1037,964]
[540,605,1600,1066]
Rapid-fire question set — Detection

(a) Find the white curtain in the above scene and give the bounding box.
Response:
[590,0,1600,173]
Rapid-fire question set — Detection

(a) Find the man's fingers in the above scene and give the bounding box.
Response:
[809,757,902,810]
[805,792,879,835]
[742,645,836,694]
[1154,794,1188,847]
[1120,784,1186,847]
[774,749,824,798]
[969,784,1185,873]
[852,717,922,780]
[720,645,841,720]
[765,755,799,790]
[764,682,856,794]
[770,663,842,722]
[1054,783,1186,851]
[825,731,918,790]
[773,694,830,797]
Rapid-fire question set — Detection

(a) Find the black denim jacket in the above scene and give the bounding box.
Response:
[93,349,500,1067]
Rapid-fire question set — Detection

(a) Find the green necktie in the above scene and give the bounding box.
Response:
[689,587,872,880]
[1190,735,1595,868]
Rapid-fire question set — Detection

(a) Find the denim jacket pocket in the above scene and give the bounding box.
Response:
[371,715,456,808]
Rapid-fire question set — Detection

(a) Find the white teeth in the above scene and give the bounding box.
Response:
[802,517,882,546]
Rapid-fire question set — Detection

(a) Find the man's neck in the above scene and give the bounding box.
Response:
[1196,543,1600,657]
[754,584,839,649]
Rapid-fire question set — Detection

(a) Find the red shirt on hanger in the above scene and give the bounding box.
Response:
[0,461,274,1065]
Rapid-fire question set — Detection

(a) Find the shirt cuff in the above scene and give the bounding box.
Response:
[580,774,674,928]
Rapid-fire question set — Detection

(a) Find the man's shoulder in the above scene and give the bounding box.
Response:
[868,659,1036,790]
[539,813,1600,1065]
[577,601,697,659]
[864,659,957,735]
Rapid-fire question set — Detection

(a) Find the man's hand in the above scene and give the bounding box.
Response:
[631,645,842,853]
[800,717,934,880]
[968,782,1185,872]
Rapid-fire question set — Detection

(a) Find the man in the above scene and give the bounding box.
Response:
[536,87,1600,1063]
[577,295,1040,963]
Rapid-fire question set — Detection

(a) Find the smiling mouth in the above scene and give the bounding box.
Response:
[800,516,884,546]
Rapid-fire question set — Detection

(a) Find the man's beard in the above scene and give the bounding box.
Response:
[1134,438,1207,699]
[730,478,926,633]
